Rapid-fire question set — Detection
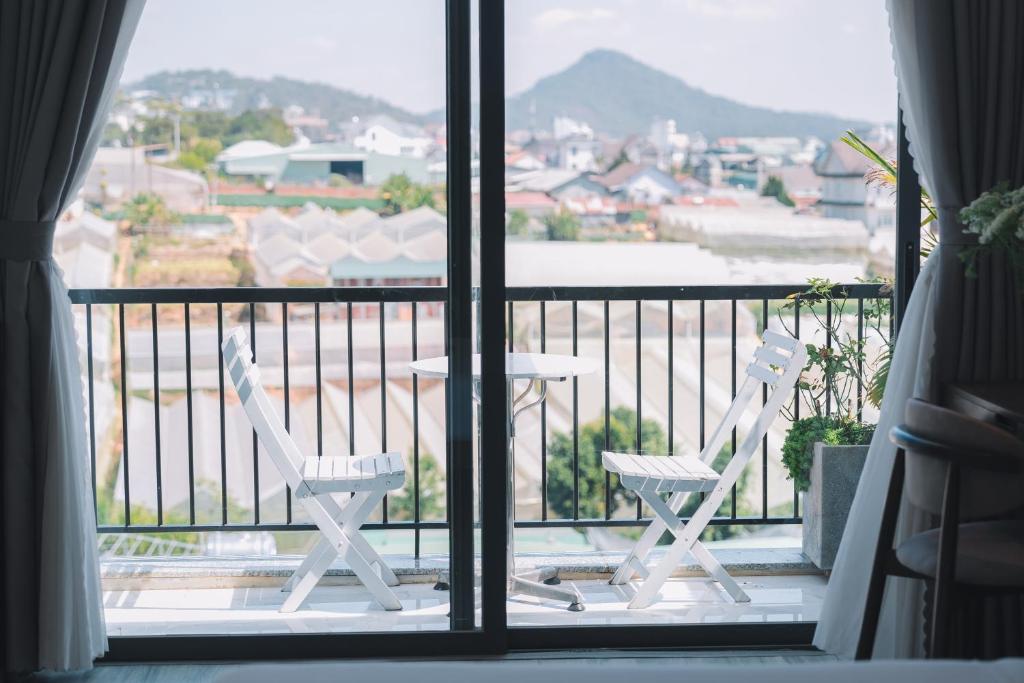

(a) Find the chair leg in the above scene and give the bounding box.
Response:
[610,491,689,585]
[628,520,699,609]
[283,492,379,593]
[626,492,696,608]
[284,490,403,612]
[930,463,960,659]
[283,536,332,593]
[324,492,401,586]
[690,541,749,603]
[856,450,906,660]
[281,542,338,613]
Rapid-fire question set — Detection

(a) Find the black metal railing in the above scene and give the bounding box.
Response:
[71,282,889,557]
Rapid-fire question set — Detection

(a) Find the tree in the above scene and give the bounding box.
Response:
[135,115,175,146]
[124,192,179,229]
[547,406,666,520]
[761,175,795,207]
[506,209,530,237]
[387,452,446,521]
[177,137,222,172]
[379,174,436,215]
[223,109,293,147]
[546,406,753,541]
[543,208,581,241]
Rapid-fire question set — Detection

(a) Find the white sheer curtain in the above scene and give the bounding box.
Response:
[815,0,1024,659]
[0,0,144,673]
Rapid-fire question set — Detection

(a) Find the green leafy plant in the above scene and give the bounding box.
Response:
[124,192,180,229]
[387,451,446,522]
[543,208,581,241]
[506,208,530,236]
[840,129,938,257]
[780,416,874,492]
[776,278,888,489]
[959,181,1024,290]
[761,175,794,207]
[379,173,437,215]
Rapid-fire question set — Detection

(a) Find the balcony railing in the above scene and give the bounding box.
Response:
[71,283,889,558]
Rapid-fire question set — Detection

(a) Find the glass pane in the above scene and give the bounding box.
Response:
[503,0,896,628]
[80,0,462,637]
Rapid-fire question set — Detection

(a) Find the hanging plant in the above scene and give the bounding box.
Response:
[959,182,1024,290]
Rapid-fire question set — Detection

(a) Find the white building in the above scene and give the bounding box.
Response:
[353,116,433,158]
[659,198,870,253]
[814,137,896,235]
[552,116,594,140]
[649,118,690,170]
[557,135,602,172]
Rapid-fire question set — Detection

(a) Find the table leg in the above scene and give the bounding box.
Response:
[434,377,585,611]
[506,378,584,611]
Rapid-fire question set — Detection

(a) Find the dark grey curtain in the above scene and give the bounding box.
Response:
[0,0,143,673]
[817,0,1024,660]
[900,2,1024,657]
[897,2,1024,387]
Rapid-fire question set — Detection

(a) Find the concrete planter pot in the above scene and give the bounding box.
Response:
[802,442,869,572]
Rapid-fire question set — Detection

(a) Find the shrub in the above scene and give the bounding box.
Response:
[781,415,874,492]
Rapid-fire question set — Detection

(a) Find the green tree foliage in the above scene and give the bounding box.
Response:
[379,174,436,216]
[543,208,581,241]
[134,107,293,155]
[387,452,446,521]
[547,407,665,521]
[223,109,293,147]
[506,209,530,237]
[177,137,223,172]
[761,175,794,207]
[546,407,754,541]
[124,192,179,229]
[781,416,874,492]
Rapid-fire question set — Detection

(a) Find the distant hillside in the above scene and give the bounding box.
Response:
[504,49,870,140]
[126,70,421,125]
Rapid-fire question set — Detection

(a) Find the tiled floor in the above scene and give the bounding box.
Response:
[104,574,826,636]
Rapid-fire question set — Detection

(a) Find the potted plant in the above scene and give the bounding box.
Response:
[777,278,891,571]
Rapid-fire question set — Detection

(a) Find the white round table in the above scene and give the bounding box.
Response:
[409,352,596,611]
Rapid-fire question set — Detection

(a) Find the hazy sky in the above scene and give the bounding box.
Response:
[123,0,897,122]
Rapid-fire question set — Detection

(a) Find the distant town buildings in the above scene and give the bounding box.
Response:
[249,204,446,302]
[84,147,209,213]
[217,139,430,186]
[351,115,435,159]
[813,133,897,235]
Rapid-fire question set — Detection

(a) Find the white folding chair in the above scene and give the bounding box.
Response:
[222,327,405,612]
[603,329,806,609]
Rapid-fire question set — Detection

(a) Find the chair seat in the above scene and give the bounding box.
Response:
[602,452,720,493]
[298,453,405,496]
[896,520,1024,588]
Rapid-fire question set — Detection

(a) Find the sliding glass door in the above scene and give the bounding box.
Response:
[78,0,914,659]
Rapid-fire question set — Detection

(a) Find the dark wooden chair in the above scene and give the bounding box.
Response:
[856,398,1024,659]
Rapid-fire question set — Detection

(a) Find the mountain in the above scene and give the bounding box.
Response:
[131,51,872,142]
[126,69,421,125]
[504,49,870,140]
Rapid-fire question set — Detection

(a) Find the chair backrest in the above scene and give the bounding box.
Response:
[222,327,306,492]
[698,330,806,474]
[903,398,1024,519]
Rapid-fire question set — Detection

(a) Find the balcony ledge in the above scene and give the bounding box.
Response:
[101,547,820,591]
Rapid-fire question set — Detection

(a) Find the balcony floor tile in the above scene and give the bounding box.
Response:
[104,574,825,636]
